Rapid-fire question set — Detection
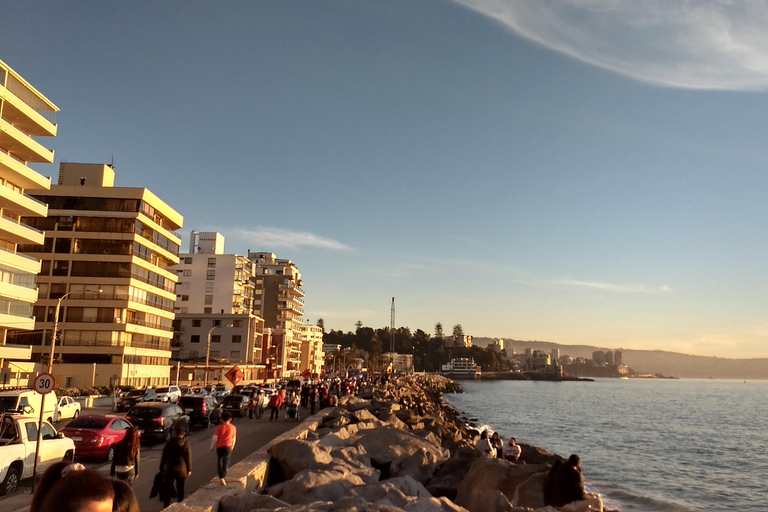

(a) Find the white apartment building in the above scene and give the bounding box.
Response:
[0,59,57,386]
[297,323,324,378]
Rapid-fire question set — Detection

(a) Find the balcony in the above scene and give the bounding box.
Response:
[0,215,44,245]
[0,151,52,191]
[0,117,55,163]
[0,82,57,137]
[279,283,305,297]
[0,184,47,217]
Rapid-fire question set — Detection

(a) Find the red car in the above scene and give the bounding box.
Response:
[60,415,134,461]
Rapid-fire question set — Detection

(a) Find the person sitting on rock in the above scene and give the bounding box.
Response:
[490,432,504,458]
[475,430,496,458]
[503,437,522,462]
[545,454,603,512]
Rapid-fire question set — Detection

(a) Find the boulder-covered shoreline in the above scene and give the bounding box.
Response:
[223,375,611,512]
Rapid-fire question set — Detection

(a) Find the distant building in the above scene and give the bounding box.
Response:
[0,59,58,387]
[551,348,560,362]
[297,323,324,377]
[385,352,413,373]
[604,351,614,365]
[527,350,551,371]
[614,350,623,366]
[592,350,606,365]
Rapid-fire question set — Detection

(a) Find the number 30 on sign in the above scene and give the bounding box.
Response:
[34,373,55,394]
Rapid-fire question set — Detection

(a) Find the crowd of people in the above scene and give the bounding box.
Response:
[474,429,522,461]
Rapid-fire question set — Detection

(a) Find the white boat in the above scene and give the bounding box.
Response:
[441,358,481,379]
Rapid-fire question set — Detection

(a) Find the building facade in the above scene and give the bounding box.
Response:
[0,59,58,386]
[248,252,304,379]
[11,163,182,388]
[297,323,324,378]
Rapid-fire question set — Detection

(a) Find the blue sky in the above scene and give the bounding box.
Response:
[3,1,768,358]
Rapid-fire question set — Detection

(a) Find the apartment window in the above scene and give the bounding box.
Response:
[52,261,70,276]
[209,351,219,358]
[184,257,192,264]
[54,239,71,253]
[230,351,240,359]
[213,319,222,327]
[206,270,215,280]
[183,270,192,277]
[40,260,51,276]
[204,307,212,314]
[211,335,221,343]
[192,320,201,327]
[204,295,213,305]
[180,307,188,313]
[190,335,200,343]
[205,282,214,292]
[233,320,242,328]
[232,335,242,344]
[207,258,216,268]
[181,295,189,301]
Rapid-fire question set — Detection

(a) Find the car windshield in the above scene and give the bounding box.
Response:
[0,397,19,412]
[156,387,169,393]
[128,407,161,418]
[66,418,109,429]
[126,390,145,397]
[223,396,243,403]
[178,397,201,407]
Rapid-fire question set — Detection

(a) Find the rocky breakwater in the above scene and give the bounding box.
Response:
[220,375,596,512]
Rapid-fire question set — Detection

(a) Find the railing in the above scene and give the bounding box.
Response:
[61,337,171,351]
[125,317,173,331]
[4,74,58,124]
[0,299,34,318]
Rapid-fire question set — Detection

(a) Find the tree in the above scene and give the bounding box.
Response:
[435,322,444,340]
[317,318,325,332]
[453,324,464,340]
[355,320,363,332]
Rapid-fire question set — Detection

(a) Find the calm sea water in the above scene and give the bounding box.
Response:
[443,379,767,512]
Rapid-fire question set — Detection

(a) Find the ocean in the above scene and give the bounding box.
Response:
[443,378,767,512]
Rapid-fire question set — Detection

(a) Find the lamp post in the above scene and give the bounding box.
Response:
[205,323,233,387]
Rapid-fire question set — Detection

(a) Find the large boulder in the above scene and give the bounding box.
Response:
[518,444,562,466]
[353,427,449,467]
[339,395,372,412]
[353,408,378,423]
[454,458,549,512]
[275,467,366,505]
[403,497,470,512]
[268,439,333,479]
[390,448,445,484]
[220,492,291,512]
[379,412,409,430]
[426,448,480,500]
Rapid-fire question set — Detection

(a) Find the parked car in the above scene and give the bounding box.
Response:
[125,403,189,442]
[212,386,230,401]
[180,386,194,396]
[220,395,249,418]
[54,396,81,423]
[60,415,133,461]
[116,389,157,412]
[0,390,56,423]
[178,395,221,428]
[155,386,181,403]
[0,414,75,496]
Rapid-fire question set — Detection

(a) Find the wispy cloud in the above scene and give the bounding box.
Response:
[229,227,352,251]
[553,278,671,294]
[452,0,768,90]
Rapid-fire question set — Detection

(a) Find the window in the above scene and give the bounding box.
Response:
[206,270,215,280]
[207,258,216,267]
[211,335,221,343]
[204,307,212,314]
[213,319,222,327]
[183,270,192,277]
[205,282,214,292]
[54,239,71,253]
[232,335,242,344]
[181,295,189,301]
[204,295,213,305]
[184,257,192,264]
[233,320,242,328]
[192,320,201,327]
[52,261,70,276]
[209,351,219,358]
[190,335,200,343]
[42,424,56,440]
[230,351,241,359]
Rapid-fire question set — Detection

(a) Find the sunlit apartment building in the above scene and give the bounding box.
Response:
[248,251,304,379]
[0,59,57,386]
[10,163,182,388]
[297,323,324,378]
[171,232,265,384]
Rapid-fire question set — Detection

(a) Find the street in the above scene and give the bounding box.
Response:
[2,406,302,512]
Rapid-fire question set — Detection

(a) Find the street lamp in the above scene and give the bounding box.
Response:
[205,323,234,387]
[49,289,103,373]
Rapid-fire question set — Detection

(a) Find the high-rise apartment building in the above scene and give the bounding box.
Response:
[248,251,304,379]
[297,323,324,378]
[0,59,57,386]
[10,163,182,388]
[171,232,264,384]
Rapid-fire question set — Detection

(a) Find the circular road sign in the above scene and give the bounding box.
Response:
[34,373,55,394]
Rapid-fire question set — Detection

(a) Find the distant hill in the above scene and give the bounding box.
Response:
[471,337,768,380]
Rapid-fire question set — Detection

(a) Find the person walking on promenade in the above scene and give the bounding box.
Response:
[159,423,192,508]
[503,437,522,462]
[211,411,237,485]
[545,454,603,512]
[110,426,140,484]
[268,391,283,421]
[308,385,317,415]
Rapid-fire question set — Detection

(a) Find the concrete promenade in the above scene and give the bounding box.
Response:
[0,405,318,512]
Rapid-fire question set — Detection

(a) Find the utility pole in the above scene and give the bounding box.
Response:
[390,297,395,369]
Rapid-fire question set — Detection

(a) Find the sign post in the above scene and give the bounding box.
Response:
[31,373,55,492]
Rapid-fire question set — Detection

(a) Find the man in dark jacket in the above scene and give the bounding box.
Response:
[546,454,603,512]
[159,424,192,507]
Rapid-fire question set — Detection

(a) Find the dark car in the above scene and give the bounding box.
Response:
[125,402,189,442]
[116,389,157,412]
[220,394,249,418]
[178,395,221,428]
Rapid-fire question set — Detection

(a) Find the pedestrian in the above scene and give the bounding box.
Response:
[159,423,192,508]
[211,411,237,486]
[248,396,255,419]
[268,391,282,421]
[308,385,317,415]
[111,479,140,512]
[32,461,115,512]
[110,426,140,485]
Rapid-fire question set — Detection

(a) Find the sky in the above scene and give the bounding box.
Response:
[3,1,768,359]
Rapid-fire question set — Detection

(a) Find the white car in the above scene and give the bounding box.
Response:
[54,396,81,423]
[212,386,230,400]
[155,386,181,403]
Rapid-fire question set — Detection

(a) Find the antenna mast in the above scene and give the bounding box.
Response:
[390,297,395,354]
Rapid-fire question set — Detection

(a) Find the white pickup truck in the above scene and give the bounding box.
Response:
[0,414,75,495]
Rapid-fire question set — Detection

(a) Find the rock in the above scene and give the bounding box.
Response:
[277,467,366,505]
[426,448,480,500]
[403,497,470,512]
[390,448,445,484]
[410,430,442,448]
[454,458,549,512]
[220,492,291,512]
[353,409,378,423]
[353,427,450,468]
[321,409,351,429]
[339,395,372,412]
[268,439,333,479]
[379,412,409,430]
[518,444,562,466]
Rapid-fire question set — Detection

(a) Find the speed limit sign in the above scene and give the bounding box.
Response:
[34,373,55,394]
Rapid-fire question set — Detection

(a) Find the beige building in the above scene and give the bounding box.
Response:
[171,232,265,384]
[248,252,304,379]
[10,163,182,388]
[0,59,57,387]
[384,352,413,373]
[297,323,324,378]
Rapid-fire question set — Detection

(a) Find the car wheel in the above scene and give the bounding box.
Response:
[107,445,115,462]
[1,467,19,496]
[64,451,74,462]
[74,410,80,419]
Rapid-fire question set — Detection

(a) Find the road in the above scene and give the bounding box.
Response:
[2,406,303,512]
